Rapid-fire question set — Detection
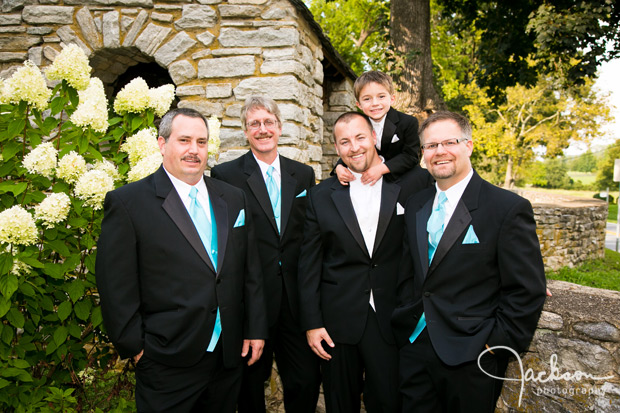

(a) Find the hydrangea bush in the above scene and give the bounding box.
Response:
[0,45,220,411]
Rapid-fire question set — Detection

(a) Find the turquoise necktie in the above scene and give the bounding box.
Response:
[188,187,221,352]
[410,191,448,344]
[266,166,281,233]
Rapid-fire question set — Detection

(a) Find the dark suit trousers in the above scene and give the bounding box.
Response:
[135,343,243,413]
[237,286,321,413]
[398,329,506,413]
[321,306,399,413]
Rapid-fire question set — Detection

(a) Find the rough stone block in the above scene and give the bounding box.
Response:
[219,5,262,18]
[538,311,564,330]
[154,31,196,67]
[197,31,216,47]
[175,85,205,97]
[574,322,620,342]
[102,11,120,48]
[175,5,217,30]
[219,128,247,149]
[0,15,21,25]
[23,6,74,25]
[206,84,232,98]
[0,35,41,50]
[234,76,301,101]
[57,26,91,57]
[219,27,299,48]
[135,23,171,56]
[169,60,197,85]
[122,9,148,47]
[179,99,224,118]
[198,55,255,78]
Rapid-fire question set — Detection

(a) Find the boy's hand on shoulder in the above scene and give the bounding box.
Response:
[335,164,355,186]
[361,163,389,186]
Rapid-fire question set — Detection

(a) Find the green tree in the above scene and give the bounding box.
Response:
[569,150,598,172]
[595,140,620,190]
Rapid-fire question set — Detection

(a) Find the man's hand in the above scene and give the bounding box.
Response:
[335,164,355,186]
[306,328,334,361]
[242,339,265,366]
[361,163,389,186]
[133,349,144,364]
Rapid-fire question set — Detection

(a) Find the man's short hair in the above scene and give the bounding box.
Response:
[240,96,282,131]
[159,108,209,141]
[333,111,374,141]
[418,111,472,142]
[354,71,394,101]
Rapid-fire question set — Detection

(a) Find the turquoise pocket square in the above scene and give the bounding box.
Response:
[234,209,245,227]
[296,189,307,198]
[462,225,479,244]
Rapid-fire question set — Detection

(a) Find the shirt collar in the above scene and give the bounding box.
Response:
[435,168,473,207]
[253,153,281,178]
[163,166,207,201]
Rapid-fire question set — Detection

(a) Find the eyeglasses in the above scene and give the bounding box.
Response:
[421,138,469,151]
[246,119,279,131]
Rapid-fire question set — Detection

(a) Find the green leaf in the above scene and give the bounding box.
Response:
[1,141,20,160]
[0,253,13,275]
[67,280,85,303]
[0,378,9,389]
[11,359,30,369]
[131,116,144,132]
[57,301,72,322]
[7,308,25,328]
[1,325,14,345]
[78,135,88,154]
[45,340,57,356]
[0,181,28,196]
[0,273,18,299]
[73,300,92,321]
[45,240,71,257]
[68,323,82,339]
[0,296,10,318]
[91,306,103,327]
[7,118,25,140]
[1,367,23,378]
[42,263,64,279]
[17,370,32,382]
[53,326,68,346]
[67,217,88,228]
[85,253,96,273]
[19,257,44,269]
[18,282,35,297]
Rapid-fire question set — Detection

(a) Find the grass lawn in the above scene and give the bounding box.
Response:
[567,171,597,186]
[547,249,620,291]
[610,203,618,224]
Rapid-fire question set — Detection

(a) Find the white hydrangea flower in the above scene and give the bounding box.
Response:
[1,61,51,110]
[207,115,221,158]
[120,127,160,167]
[22,141,58,178]
[93,160,121,182]
[148,84,175,117]
[45,44,92,90]
[74,170,115,210]
[34,192,71,229]
[57,151,87,184]
[0,205,38,246]
[70,77,109,133]
[127,152,162,182]
[113,77,150,115]
[11,259,32,276]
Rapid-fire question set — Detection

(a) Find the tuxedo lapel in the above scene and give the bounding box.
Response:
[279,159,296,237]
[416,195,434,277]
[205,177,229,276]
[156,168,216,273]
[373,180,399,256]
[330,181,367,256]
[244,153,279,234]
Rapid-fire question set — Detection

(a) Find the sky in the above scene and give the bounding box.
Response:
[565,58,620,157]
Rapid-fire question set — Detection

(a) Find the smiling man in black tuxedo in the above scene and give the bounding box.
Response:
[392,111,546,412]
[211,97,321,413]
[96,108,267,412]
[298,111,433,412]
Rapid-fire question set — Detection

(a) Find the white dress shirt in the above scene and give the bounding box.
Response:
[349,170,383,311]
[254,153,281,190]
[370,116,387,151]
[431,168,474,229]
[164,167,211,224]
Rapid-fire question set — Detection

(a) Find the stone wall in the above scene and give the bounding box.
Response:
[518,190,607,271]
[0,0,357,180]
[498,280,620,412]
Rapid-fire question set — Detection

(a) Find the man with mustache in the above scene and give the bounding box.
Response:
[97,108,267,412]
[298,111,433,412]
[211,96,321,413]
[391,111,546,412]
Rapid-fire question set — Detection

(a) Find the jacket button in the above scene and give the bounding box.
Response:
[216,278,221,284]
[371,264,378,268]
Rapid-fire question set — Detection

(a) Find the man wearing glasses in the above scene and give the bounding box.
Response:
[391,111,546,412]
[211,96,320,413]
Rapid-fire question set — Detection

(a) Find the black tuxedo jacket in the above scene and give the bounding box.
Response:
[392,171,546,365]
[298,166,433,345]
[96,166,267,369]
[211,152,315,327]
[333,107,420,178]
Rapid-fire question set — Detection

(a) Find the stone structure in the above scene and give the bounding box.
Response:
[0,0,357,179]
[519,190,607,271]
[498,280,620,412]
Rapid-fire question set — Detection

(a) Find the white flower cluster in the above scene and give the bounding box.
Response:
[74,170,115,210]
[121,128,160,166]
[45,44,92,91]
[127,152,163,182]
[22,141,58,178]
[93,160,121,182]
[113,77,175,117]
[113,77,150,114]
[57,151,87,184]
[0,205,38,246]
[0,61,51,110]
[11,259,32,276]
[148,84,176,117]
[70,77,109,133]
[34,192,71,229]
[207,115,221,158]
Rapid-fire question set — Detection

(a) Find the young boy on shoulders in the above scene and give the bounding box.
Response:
[334,70,420,185]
